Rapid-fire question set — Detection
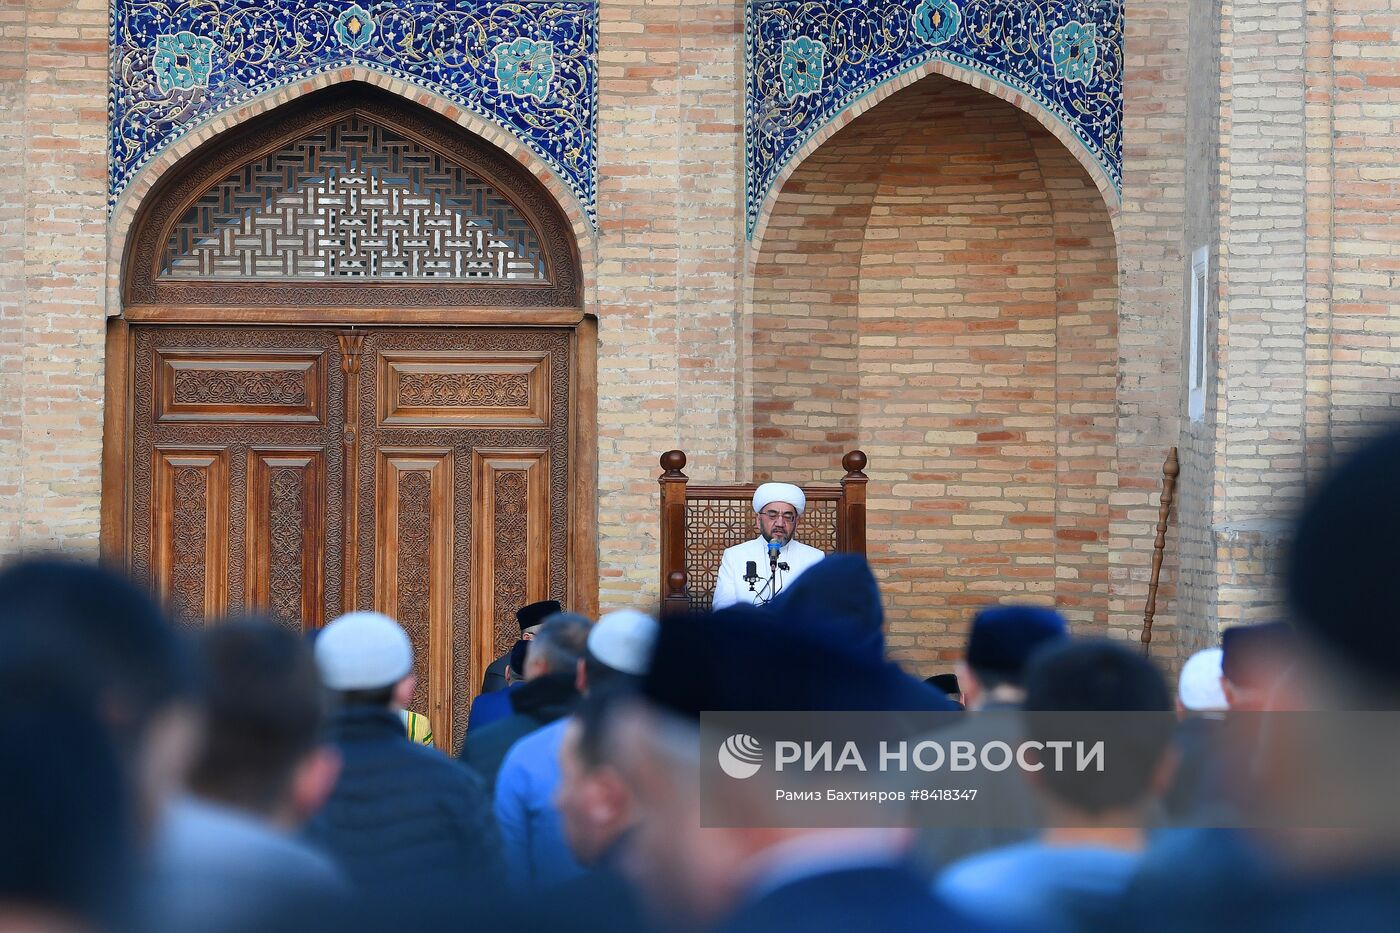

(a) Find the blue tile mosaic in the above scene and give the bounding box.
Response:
[746,0,1123,238]
[109,0,598,225]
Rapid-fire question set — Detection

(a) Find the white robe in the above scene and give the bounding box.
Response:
[711,535,826,610]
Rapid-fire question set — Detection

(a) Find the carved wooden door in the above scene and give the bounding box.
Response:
[127,323,571,750]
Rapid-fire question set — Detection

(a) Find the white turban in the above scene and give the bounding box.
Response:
[1177,648,1227,712]
[752,482,806,516]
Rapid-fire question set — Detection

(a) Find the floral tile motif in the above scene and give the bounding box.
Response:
[493,37,555,101]
[746,0,1123,238]
[333,4,376,51]
[110,1,598,225]
[780,37,825,100]
[152,32,216,94]
[1049,21,1098,85]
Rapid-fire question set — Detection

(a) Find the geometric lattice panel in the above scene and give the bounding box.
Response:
[682,496,838,612]
[161,117,547,280]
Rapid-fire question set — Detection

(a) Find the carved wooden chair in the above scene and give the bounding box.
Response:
[657,450,869,615]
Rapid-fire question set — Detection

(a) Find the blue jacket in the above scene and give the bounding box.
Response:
[304,707,503,927]
[494,717,583,888]
[467,684,519,732]
[722,864,982,933]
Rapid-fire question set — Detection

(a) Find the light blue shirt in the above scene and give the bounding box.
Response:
[493,717,583,889]
[936,841,1141,933]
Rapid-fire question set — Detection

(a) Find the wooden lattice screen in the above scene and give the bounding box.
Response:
[657,450,868,615]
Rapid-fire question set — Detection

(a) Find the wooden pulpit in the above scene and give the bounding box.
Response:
[657,450,869,615]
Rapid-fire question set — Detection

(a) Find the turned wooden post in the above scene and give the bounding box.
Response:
[658,450,690,616]
[1142,447,1179,655]
[837,450,868,553]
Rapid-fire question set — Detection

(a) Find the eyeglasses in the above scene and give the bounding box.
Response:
[760,510,797,523]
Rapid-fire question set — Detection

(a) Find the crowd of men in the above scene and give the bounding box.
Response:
[4,425,1400,933]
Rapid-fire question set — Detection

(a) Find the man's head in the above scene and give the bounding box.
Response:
[752,482,806,547]
[1219,622,1297,712]
[579,609,658,696]
[1177,647,1228,715]
[1022,639,1175,821]
[516,600,563,640]
[0,658,136,931]
[190,620,339,827]
[0,557,198,825]
[523,613,593,681]
[314,611,415,710]
[957,604,1069,709]
[555,690,637,866]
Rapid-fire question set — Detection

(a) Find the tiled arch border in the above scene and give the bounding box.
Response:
[106,67,598,315]
[747,58,1123,256]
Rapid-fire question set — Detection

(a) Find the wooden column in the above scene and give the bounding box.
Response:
[658,450,690,616]
[838,450,868,553]
[338,332,365,616]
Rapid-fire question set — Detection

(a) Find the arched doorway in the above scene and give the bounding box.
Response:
[105,85,590,751]
[746,73,1119,661]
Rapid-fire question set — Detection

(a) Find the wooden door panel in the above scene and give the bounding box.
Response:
[374,450,455,740]
[152,447,230,624]
[154,348,327,423]
[246,449,326,629]
[471,450,552,694]
[130,324,572,753]
[377,350,551,427]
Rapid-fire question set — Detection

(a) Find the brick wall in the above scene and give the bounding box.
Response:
[1,0,108,552]
[592,0,745,611]
[750,76,1119,672]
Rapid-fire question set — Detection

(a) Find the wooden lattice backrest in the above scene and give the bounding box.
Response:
[657,450,868,615]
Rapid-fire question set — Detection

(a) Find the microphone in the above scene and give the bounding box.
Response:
[744,560,758,591]
[767,538,781,567]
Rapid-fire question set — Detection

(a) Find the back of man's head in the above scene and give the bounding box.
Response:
[0,557,193,757]
[963,605,1069,702]
[0,658,135,931]
[581,610,658,694]
[1219,622,1297,711]
[314,611,413,708]
[527,613,592,678]
[1288,425,1400,704]
[190,620,327,820]
[1023,639,1174,816]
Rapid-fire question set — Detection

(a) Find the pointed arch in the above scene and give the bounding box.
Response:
[748,59,1122,255]
[108,72,594,315]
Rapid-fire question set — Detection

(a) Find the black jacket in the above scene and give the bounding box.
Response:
[304,707,503,931]
[458,672,579,793]
[481,652,511,694]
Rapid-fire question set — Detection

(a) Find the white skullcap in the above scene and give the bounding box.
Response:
[753,482,806,515]
[315,611,413,691]
[1177,647,1227,711]
[587,609,659,676]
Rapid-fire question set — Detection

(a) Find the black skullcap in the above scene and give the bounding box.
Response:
[1288,426,1400,689]
[965,605,1069,679]
[516,600,563,634]
[926,673,961,697]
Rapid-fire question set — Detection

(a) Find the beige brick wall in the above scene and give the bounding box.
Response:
[1,0,108,552]
[749,77,1119,673]
[592,0,745,611]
